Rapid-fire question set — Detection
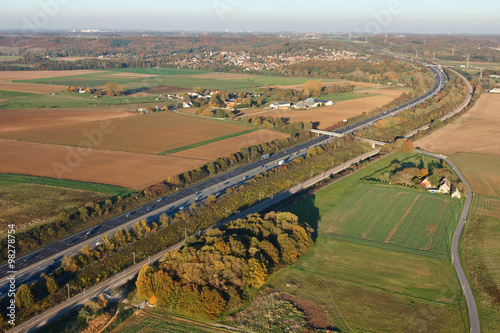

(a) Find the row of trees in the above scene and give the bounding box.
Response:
[136,212,313,319]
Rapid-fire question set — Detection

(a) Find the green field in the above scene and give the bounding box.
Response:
[111,308,233,333]
[0,173,133,233]
[0,91,169,109]
[257,152,468,332]
[159,128,257,155]
[462,189,500,332]
[16,67,334,93]
[0,55,23,62]
[314,184,461,259]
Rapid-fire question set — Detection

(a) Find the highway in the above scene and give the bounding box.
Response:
[1,61,447,305]
[7,147,382,333]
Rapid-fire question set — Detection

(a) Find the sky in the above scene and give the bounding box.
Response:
[1,0,499,34]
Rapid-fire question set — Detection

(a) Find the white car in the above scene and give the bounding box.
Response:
[96,241,101,246]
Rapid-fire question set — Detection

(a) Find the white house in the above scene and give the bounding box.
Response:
[183,102,193,108]
[451,188,461,199]
[439,178,451,194]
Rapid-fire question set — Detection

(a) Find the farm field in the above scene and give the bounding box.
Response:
[416,93,500,156]
[15,67,336,92]
[170,129,289,161]
[0,173,131,233]
[250,152,467,332]
[448,153,500,197]
[0,110,251,154]
[0,139,205,189]
[266,238,466,332]
[0,70,101,81]
[238,87,407,129]
[111,308,233,333]
[461,195,500,332]
[0,107,137,134]
[0,81,67,94]
[316,184,461,259]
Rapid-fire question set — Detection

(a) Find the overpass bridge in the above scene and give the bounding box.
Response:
[309,129,387,148]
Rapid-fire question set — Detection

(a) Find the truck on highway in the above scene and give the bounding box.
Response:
[277,159,285,166]
[261,154,271,161]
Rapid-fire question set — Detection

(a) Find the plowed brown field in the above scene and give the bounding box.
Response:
[416,93,500,155]
[0,107,137,134]
[0,82,67,94]
[0,139,203,190]
[0,70,101,81]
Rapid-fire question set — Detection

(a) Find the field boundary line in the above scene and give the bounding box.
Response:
[422,200,449,251]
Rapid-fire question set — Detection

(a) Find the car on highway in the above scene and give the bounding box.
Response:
[146,206,154,211]
[125,211,135,217]
[85,228,97,238]
[179,206,186,211]
[23,253,38,262]
[195,196,203,201]
[66,239,77,246]
[95,241,101,246]
[157,197,164,202]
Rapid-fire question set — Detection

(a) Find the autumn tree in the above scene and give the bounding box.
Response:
[106,82,123,96]
[15,284,34,309]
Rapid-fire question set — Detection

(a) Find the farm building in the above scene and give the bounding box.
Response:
[270,101,291,109]
[451,188,461,199]
[305,98,335,106]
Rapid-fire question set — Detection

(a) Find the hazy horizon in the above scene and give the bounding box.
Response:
[1,0,499,35]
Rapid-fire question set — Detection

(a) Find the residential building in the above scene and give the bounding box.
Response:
[439,178,451,194]
[451,188,461,199]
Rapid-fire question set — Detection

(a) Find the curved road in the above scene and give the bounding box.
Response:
[417,150,480,333]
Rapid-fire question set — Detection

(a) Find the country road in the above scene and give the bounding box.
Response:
[417,150,480,333]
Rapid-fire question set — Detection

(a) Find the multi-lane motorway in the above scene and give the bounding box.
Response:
[0,61,447,296]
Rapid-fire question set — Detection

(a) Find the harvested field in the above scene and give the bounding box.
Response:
[0,70,101,81]
[143,85,191,94]
[239,88,406,129]
[0,139,206,190]
[185,73,256,80]
[0,111,251,154]
[171,130,289,161]
[0,82,67,94]
[0,107,137,134]
[448,153,500,197]
[416,93,500,155]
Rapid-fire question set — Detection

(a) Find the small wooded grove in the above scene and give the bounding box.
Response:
[135,212,313,319]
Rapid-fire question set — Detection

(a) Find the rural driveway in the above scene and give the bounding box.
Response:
[417,150,480,333]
